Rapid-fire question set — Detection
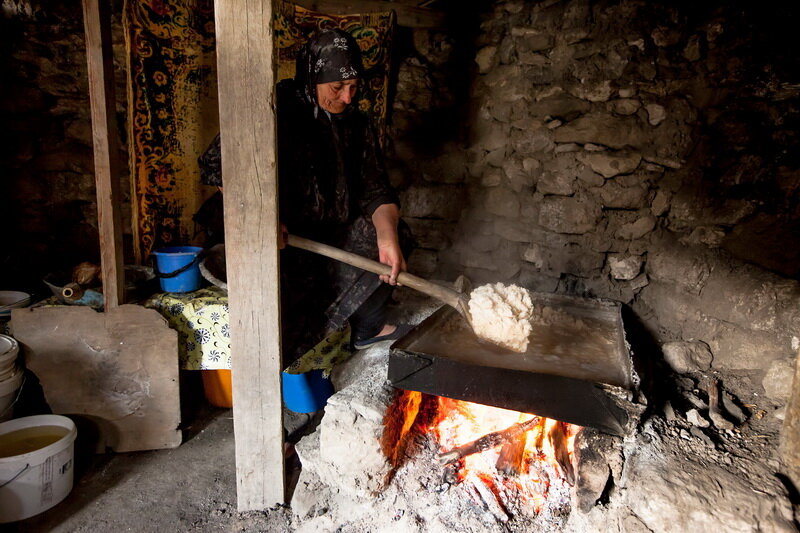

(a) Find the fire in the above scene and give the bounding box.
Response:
[382,390,580,516]
[432,396,579,512]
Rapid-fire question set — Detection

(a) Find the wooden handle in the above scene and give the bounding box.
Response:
[286,234,467,314]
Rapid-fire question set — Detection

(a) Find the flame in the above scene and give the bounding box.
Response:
[431,397,580,511]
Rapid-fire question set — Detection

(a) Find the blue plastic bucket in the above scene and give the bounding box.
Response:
[281,369,334,413]
[152,246,203,293]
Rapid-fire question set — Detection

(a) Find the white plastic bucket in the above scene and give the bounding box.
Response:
[0,415,77,523]
[0,369,23,423]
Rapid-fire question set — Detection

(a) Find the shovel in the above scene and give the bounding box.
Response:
[286,234,474,329]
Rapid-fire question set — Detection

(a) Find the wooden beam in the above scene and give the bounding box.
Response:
[82,0,124,309]
[293,0,447,27]
[215,0,285,510]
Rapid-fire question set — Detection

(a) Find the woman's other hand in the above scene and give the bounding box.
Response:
[377,238,406,285]
[372,203,405,285]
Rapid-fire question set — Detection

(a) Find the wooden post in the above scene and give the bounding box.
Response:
[214,0,285,509]
[781,349,800,487]
[82,0,124,309]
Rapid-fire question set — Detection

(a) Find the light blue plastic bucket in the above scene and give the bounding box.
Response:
[281,369,333,413]
[152,246,203,293]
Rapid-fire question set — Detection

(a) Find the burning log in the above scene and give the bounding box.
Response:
[438,416,541,465]
[496,414,533,475]
[496,435,527,476]
[549,421,575,485]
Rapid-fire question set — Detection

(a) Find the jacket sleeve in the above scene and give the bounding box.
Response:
[358,120,399,217]
[198,133,223,187]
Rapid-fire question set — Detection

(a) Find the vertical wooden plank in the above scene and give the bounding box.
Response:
[82,0,124,309]
[781,349,800,487]
[214,0,285,509]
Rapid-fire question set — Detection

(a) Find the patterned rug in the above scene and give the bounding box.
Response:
[126,1,395,262]
[125,0,219,263]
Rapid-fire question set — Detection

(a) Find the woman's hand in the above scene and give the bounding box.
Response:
[372,203,405,285]
[378,238,406,285]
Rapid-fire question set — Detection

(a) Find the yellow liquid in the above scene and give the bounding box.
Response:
[0,426,68,458]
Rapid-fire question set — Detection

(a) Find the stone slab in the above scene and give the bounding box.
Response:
[11,305,181,452]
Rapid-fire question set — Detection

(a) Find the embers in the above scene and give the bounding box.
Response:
[383,390,581,521]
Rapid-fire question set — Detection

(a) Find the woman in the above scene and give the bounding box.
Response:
[199,29,413,365]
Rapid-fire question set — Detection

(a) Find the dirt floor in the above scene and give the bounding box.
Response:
[9,398,294,532]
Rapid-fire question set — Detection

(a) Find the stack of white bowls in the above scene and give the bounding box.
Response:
[0,335,23,422]
[0,291,31,320]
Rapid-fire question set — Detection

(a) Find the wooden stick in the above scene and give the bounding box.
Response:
[706,377,734,430]
[81,0,124,310]
[287,234,472,326]
[438,417,540,465]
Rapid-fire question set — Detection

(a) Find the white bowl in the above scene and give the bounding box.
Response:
[0,291,31,318]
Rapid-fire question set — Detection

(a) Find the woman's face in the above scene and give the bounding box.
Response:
[316,79,358,114]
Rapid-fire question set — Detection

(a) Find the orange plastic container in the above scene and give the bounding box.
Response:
[201,369,233,408]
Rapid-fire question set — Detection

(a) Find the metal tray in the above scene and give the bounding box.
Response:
[388,292,640,436]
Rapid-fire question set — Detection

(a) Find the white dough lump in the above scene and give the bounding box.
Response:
[468,283,533,353]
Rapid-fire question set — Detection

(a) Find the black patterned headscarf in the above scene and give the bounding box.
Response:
[295,28,363,110]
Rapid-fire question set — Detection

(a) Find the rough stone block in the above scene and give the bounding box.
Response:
[537,170,576,195]
[511,27,554,51]
[400,184,464,220]
[539,195,601,234]
[475,45,497,73]
[554,113,646,149]
[608,254,643,280]
[403,218,454,250]
[566,80,614,102]
[408,249,437,277]
[511,124,554,155]
[481,168,504,187]
[708,324,790,371]
[651,190,671,216]
[485,186,521,217]
[528,94,591,120]
[597,181,649,209]
[763,358,796,404]
[616,214,656,240]
[494,218,533,242]
[577,150,642,178]
[609,98,641,115]
[647,243,711,295]
[662,341,714,374]
[645,103,667,126]
[517,265,560,292]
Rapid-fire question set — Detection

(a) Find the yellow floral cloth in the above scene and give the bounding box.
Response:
[146,286,353,374]
[145,287,231,370]
[285,326,354,377]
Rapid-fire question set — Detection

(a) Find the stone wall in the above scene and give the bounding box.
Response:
[0,0,129,290]
[404,0,800,405]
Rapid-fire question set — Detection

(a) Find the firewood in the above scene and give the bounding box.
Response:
[495,414,531,475]
[549,421,575,485]
[438,416,540,465]
[705,377,734,430]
